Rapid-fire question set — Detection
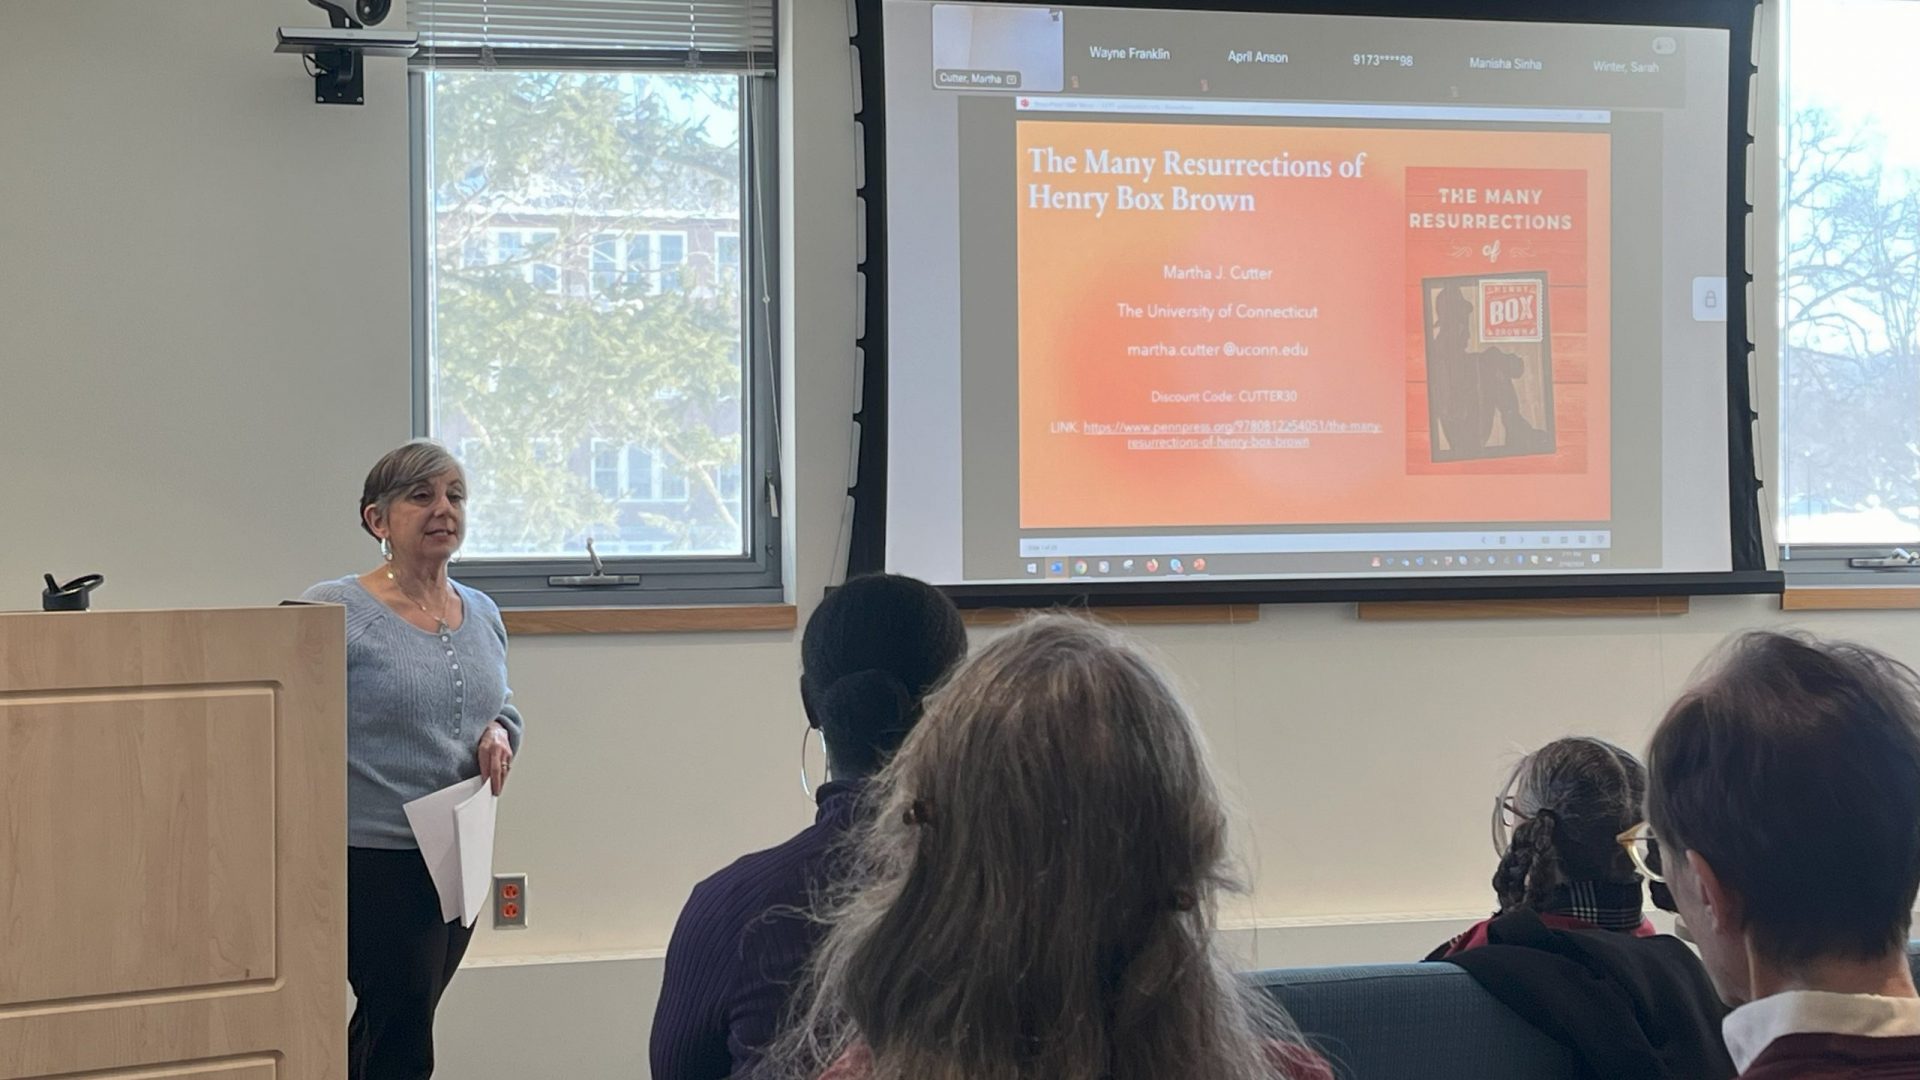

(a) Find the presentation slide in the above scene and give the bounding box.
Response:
[879,2,1737,587]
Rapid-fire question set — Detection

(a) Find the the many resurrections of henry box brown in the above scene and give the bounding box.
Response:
[1422,270,1556,463]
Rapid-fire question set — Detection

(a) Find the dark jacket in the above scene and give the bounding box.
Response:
[1434,907,1737,1080]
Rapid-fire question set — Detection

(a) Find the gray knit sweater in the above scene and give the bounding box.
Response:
[302,575,526,849]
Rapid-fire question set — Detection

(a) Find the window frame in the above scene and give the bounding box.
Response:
[589,229,691,297]
[1769,0,1920,586]
[716,229,743,288]
[590,437,623,500]
[484,227,565,294]
[617,443,694,505]
[409,66,782,608]
[646,230,690,294]
[1780,543,1920,585]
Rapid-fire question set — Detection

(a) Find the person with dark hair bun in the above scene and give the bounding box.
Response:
[650,575,967,1080]
[797,575,968,781]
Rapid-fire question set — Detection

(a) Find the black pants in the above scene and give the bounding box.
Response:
[348,847,475,1080]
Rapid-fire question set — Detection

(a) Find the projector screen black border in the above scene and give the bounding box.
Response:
[931,571,1783,610]
[846,0,1780,605]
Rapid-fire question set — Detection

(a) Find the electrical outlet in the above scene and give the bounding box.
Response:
[493,874,528,929]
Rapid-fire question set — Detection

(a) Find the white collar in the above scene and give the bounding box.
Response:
[1722,990,1920,1072]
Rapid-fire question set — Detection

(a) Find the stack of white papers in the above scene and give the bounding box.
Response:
[402,776,499,928]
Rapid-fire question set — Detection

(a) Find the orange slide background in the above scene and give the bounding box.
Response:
[1016,120,1611,530]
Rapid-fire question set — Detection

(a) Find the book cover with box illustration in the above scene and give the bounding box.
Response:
[1421,270,1556,462]
[1404,161,1604,478]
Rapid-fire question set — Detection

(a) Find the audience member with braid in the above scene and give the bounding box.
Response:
[1423,736,1735,1080]
[1432,736,1656,958]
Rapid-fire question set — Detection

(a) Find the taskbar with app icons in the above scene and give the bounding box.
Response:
[1021,548,1609,582]
[1012,529,1614,582]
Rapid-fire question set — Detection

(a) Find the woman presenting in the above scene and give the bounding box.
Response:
[304,439,524,1080]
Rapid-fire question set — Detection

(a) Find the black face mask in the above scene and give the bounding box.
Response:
[1649,880,1679,914]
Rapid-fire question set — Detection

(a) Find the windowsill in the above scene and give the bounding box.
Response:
[1781,587,1920,612]
[501,604,797,635]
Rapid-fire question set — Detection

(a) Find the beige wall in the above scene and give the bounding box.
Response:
[5,2,1916,1077]
[0,1,412,607]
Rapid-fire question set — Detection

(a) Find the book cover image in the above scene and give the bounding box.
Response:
[1422,270,1555,463]
[1404,161,1603,481]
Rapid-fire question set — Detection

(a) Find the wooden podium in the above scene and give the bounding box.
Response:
[0,605,346,1080]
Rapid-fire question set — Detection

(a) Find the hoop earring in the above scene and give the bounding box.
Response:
[379,537,393,562]
[799,726,828,799]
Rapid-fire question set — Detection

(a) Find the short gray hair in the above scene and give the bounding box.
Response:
[359,439,463,537]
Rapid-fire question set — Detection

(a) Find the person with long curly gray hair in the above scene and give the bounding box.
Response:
[761,615,1329,1080]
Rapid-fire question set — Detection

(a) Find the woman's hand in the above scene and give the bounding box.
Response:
[478,722,514,795]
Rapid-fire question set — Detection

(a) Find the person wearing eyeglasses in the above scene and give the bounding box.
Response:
[1425,736,1734,1079]
[1642,632,1920,1080]
[1428,736,1658,959]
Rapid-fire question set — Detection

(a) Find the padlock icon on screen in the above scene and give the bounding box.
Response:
[1704,289,1718,310]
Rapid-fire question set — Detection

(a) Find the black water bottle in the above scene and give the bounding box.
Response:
[41,573,104,612]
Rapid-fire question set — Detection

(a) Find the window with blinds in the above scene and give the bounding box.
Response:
[411,0,776,71]
[408,0,781,604]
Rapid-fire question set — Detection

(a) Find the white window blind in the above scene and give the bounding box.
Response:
[412,0,775,72]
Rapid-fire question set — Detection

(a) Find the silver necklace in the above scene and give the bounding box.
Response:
[387,569,452,635]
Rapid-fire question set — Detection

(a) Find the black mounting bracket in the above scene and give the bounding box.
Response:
[311,46,365,105]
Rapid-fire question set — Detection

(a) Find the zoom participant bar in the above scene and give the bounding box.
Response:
[1020,530,1613,558]
[1051,7,1689,109]
[1016,96,1610,126]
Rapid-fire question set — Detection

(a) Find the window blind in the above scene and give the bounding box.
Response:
[411,0,775,72]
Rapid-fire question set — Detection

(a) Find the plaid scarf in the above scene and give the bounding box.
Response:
[1543,880,1648,931]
